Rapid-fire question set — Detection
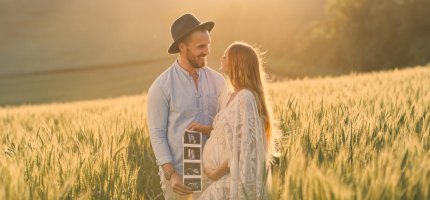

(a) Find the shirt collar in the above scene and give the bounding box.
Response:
[175,60,203,78]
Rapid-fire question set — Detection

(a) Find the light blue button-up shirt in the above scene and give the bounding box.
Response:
[147,61,228,174]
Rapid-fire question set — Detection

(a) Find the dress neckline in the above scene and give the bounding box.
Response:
[222,89,250,110]
[225,91,239,108]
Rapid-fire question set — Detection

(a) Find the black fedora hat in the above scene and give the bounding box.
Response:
[168,14,215,54]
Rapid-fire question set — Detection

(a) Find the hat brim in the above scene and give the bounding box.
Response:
[168,21,215,54]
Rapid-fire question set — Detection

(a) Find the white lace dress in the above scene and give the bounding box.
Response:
[199,89,268,200]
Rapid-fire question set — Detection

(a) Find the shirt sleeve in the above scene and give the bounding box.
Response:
[147,82,173,166]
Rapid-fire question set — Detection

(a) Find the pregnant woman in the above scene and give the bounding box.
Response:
[189,42,273,199]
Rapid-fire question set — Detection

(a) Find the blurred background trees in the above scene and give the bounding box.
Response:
[284,0,430,77]
[1,0,429,105]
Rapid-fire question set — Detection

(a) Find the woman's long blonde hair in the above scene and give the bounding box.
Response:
[226,42,272,145]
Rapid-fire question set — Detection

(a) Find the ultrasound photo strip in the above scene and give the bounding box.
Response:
[183,130,202,145]
[184,147,201,160]
[184,162,201,176]
[184,178,202,192]
[183,130,203,192]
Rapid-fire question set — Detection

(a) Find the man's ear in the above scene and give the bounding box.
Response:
[178,42,187,53]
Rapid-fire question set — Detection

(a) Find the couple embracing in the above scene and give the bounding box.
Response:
[147,14,274,200]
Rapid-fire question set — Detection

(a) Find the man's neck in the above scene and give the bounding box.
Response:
[177,56,197,75]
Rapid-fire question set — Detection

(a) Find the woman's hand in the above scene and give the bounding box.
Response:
[187,122,213,136]
[204,168,222,181]
[204,160,230,181]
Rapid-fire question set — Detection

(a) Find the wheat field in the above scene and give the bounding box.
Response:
[1,66,429,199]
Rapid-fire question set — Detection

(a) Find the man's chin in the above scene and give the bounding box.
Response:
[195,62,206,68]
[199,58,207,67]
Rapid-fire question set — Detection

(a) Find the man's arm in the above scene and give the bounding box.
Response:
[147,82,173,166]
[147,82,192,195]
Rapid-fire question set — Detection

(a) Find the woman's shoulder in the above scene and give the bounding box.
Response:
[236,89,257,104]
[238,89,254,99]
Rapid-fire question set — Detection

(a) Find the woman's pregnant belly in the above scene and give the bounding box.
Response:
[202,131,230,170]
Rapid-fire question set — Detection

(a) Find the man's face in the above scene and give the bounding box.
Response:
[182,30,211,68]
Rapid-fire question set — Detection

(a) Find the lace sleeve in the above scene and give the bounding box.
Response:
[228,90,268,200]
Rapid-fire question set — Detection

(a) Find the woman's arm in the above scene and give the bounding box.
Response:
[229,90,266,199]
[204,159,229,180]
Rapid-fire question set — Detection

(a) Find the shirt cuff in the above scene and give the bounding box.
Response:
[156,155,174,166]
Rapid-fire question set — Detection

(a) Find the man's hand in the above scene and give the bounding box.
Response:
[187,122,213,136]
[170,172,193,195]
[162,163,192,195]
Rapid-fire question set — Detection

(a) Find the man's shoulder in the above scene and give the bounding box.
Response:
[203,66,223,77]
[151,63,176,85]
[203,66,225,83]
[148,63,176,93]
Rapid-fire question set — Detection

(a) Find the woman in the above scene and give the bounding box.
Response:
[188,41,273,199]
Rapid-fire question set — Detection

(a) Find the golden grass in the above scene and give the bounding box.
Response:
[1,66,429,199]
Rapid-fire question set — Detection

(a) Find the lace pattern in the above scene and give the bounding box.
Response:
[199,89,268,200]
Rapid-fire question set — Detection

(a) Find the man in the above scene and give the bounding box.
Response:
[147,14,227,199]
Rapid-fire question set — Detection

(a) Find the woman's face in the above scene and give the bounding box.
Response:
[219,48,229,74]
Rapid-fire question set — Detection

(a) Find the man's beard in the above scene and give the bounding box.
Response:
[186,48,206,68]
